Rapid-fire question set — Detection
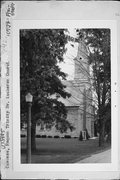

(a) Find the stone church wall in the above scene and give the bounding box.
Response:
[66,106,82,137]
[35,106,83,138]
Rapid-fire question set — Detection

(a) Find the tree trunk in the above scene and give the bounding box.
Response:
[99,121,105,147]
[31,122,36,151]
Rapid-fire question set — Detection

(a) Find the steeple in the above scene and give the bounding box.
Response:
[74,40,89,82]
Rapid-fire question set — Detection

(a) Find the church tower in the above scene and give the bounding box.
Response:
[74,39,90,87]
[73,39,93,95]
[73,39,93,136]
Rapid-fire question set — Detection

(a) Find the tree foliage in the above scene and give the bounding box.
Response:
[77,29,111,146]
[20,29,73,135]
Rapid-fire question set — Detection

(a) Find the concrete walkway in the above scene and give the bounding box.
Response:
[77,149,111,163]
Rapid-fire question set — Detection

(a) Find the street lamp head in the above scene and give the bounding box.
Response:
[25,93,33,103]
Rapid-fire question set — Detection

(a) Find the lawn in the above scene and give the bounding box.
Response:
[21,137,110,163]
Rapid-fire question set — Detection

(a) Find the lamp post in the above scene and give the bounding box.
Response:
[25,93,33,163]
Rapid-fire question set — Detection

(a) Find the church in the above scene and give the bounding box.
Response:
[36,40,95,138]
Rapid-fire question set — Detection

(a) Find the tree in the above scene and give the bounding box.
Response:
[76,29,111,146]
[20,29,72,150]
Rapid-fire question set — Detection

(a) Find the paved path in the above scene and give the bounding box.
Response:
[77,149,111,163]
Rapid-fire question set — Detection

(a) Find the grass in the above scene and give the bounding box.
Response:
[21,137,110,163]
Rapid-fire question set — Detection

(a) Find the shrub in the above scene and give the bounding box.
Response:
[41,135,47,138]
[85,129,90,140]
[79,131,83,141]
[64,135,71,139]
[74,137,78,139]
[54,135,60,138]
[21,134,26,138]
[36,135,41,138]
[47,135,52,138]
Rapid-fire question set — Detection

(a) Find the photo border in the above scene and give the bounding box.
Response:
[13,20,118,173]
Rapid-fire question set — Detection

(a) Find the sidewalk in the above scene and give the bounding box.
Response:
[76,149,111,163]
